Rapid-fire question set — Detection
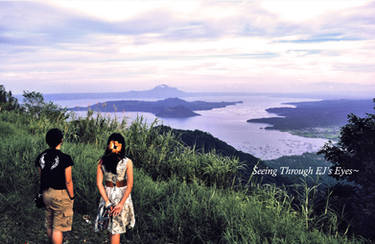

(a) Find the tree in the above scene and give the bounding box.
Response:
[22,90,68,120]
[22,90,45,116]
[319,99,375,238]
[318,100,375,192]
[0,85,20,111]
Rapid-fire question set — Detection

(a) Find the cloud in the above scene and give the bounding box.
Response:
[0,0,374,96]
[277,35,362,44]
[0,2,177,45]
[2,1,372,45]
[0,1,309,46]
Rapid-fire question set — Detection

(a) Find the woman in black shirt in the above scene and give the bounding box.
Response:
[35,128,75,244]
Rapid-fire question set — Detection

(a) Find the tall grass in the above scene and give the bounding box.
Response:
[123,116,241,188]
[289,178,353,239]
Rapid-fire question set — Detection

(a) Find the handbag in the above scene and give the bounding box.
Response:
[34,192,45,208]
[35,157,53,209]
[35,169,46,209]
[96,203,113,231]
[96,163,117,231]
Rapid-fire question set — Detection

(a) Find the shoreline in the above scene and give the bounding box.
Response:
[247,99,373,140]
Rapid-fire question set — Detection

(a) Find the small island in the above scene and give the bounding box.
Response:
[70,97,242,118]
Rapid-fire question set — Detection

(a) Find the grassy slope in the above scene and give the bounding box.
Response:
[0,111,365,243]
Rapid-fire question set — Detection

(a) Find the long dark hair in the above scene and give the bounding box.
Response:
[101,133,125,174]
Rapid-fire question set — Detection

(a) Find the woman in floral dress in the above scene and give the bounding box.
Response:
[95,133,135,244]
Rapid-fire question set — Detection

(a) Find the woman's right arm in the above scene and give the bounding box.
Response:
[96,160,111,206]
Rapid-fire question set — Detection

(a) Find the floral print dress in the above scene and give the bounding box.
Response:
[95,157,135,234]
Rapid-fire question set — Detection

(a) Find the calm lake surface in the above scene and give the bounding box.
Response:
[55,95,328,160]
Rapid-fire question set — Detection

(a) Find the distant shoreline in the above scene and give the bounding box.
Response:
[247,99,374,139]
[69,97,242,118]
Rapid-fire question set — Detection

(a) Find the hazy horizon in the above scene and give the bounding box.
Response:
[11,84,374,100]
[1,0,375,97]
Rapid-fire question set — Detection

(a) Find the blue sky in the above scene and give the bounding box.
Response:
[1,0,374,97]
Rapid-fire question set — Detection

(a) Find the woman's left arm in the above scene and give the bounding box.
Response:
[112,159,133,216]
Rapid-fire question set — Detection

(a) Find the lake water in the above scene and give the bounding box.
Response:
[55,95,328,160]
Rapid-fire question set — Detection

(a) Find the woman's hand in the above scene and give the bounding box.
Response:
[97,160,111,206]
[110,203,124,216]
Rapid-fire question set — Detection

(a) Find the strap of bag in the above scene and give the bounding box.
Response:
[40,155,54,192]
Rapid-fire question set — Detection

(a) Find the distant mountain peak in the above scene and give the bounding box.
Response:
[156,84,169,89]
[151,84,178,91]
[145,85,186,97]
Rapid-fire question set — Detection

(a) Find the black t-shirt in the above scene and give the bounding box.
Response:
[35,148,74,190]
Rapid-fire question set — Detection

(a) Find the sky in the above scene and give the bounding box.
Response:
[0,0,374,97]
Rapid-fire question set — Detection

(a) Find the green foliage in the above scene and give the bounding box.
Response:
[67,110,127,145]
[22,90,44,114]
[288,127,340,140]
[318,100,375,239]
[22,90,68,121]
[156,125,259,164]
[123,117,241,188]
[319,112,375,190]
[265,153,337,187]
[290,179,344,236]
[0,84,21,111]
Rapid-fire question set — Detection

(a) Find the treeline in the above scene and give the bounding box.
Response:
[0,85,370,243]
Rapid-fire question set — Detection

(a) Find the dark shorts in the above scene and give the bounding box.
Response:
[43,188,74,232]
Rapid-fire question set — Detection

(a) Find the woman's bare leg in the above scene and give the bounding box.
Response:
[110,233,120,244]
[52,230,63,244]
